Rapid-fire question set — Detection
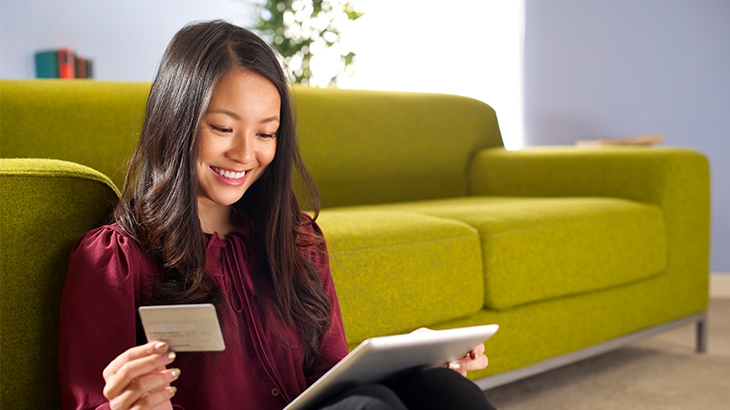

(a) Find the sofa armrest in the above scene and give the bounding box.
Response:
[1,158,119,408]
[469,146,707,206]
[468,146,710,287]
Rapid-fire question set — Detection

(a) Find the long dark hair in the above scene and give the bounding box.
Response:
[115,20,330,366]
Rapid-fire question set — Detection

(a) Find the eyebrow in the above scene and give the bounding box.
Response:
[206,108,280,124]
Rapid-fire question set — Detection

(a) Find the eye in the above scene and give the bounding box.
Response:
[209,124,232,133]
[257,132,277,139]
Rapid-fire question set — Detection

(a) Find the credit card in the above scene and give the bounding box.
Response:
[138,304,225,352]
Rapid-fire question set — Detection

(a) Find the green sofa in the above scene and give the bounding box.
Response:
[0,79,710,408]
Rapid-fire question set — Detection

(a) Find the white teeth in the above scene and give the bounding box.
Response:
[213,167,246,179]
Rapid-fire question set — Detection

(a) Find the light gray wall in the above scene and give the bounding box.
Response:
[524,0,730,272]
[0,0,254,81]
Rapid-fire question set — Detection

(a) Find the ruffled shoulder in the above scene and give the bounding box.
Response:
[65,223,160,305]
[72,223,141,256]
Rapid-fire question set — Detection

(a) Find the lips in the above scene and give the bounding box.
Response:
[211,166,247,180]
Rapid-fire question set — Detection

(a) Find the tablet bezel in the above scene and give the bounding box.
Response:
[285,324,499,410]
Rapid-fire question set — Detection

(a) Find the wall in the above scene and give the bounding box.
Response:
[337,0,525,150]
[524,0,730,272]
[0,0,253,81]
[1,0,525,148]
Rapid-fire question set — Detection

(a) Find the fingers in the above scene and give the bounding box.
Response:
[446,360,469,377]
[103,341,178,409]
[108,368,180,410]
[104,345,176,398]
[446,356,488,377]
[468,343,486,359]
[462,353,489,372]
[104,341,173,379]
[446,343,489,377]
[113,371,179,410]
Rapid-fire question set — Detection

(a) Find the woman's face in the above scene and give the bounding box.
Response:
[197,68,280,215]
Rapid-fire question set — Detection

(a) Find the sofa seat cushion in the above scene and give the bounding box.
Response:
[347,197,667,310]
[315,210,483,344]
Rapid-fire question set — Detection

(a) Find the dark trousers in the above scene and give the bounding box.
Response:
[318,368,497,410]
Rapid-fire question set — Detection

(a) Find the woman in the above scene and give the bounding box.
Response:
[59,20,495,410]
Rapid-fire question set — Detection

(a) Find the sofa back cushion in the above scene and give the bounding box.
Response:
[0,80,149,190]
[291,86,504,207]
[1,81,504,207]
[0,159,118,409]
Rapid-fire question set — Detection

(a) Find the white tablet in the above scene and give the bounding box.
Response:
[285,324,499,410]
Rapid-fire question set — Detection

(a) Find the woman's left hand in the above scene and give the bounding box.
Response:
[446,343,488,377]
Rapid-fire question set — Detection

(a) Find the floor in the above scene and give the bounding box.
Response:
[635,297,730,358]
[484,297,730,409]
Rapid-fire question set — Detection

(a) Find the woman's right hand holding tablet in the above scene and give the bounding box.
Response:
[102,341,180,410]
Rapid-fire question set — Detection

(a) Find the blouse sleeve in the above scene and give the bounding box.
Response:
[302,218,349,385]
[58,225,156,410]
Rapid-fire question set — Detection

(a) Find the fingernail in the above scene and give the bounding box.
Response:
[170,368,181,378]
[167,351,176,361]
[155,341,168,351]
[168,386,177,396]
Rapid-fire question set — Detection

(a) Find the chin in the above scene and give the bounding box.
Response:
[210,190,247,207]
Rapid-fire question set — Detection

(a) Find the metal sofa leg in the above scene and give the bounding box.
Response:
[696,317,707,353]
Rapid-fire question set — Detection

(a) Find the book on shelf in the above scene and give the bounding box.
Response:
[34,50,59,78]
[58,48,75,78]
[75,56,90,79]
[34,48,94,79]
[575,134,664,147]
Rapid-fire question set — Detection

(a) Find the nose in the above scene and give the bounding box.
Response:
[230,131,256,164]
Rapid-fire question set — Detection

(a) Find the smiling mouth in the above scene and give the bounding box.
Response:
[211,166,247,180]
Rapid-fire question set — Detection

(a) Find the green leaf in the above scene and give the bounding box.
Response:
[249,0,363,86]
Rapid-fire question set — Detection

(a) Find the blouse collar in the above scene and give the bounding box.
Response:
[203,213,257,248]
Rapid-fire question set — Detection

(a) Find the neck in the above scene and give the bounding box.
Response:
[198,201,234,239]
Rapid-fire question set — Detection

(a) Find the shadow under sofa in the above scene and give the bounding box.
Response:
[0,79,710,408]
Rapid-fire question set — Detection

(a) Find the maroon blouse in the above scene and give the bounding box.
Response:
[58,218,348,410]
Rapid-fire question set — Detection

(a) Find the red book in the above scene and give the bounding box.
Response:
[58,48,75,79]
